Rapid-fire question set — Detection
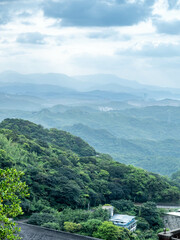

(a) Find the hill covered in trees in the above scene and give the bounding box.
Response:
[1,105,180,176]
[0,118,179,211]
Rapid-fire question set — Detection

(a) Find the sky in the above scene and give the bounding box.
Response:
[0,0,180,87]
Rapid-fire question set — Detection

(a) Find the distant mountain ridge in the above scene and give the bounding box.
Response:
[1,71,180,99]
[0,71,75,88]
[0,92,42,111]
[1,71,180,176]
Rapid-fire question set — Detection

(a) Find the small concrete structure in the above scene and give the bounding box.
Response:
[158,228,180,240]
[109,214,137,232]
[102,205,114,217]
[164,211,180,230]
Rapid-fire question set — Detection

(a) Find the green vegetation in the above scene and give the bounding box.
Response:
[1,105,180,175]
[0,118,179,239]
[27,200,164,240]
[138,202,162,230]
[27,207,137,239]
[0,168,29,240]
[0,118,179,210]
[0,118,96,157]
[64,124,180,176]
[93,221,136,240]
[171,170,180,188]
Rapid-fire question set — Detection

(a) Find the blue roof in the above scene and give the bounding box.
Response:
[110,214,135,225]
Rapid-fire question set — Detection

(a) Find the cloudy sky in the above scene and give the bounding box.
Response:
[0,0,180,87]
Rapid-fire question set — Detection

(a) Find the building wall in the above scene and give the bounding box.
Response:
[112,220,136,232]
[163,215,180,230]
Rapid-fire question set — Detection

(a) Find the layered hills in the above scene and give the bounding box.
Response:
[1,71,180,176]
[0,104,179,175]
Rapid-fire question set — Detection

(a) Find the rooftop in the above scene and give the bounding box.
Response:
[166,212,180,217]
[17,222,102,240]
[110,214,135,224]
[102,205,114,210]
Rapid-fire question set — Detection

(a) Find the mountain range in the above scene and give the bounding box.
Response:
[1,71,180,176]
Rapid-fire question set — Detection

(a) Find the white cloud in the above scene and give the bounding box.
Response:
[0,0,180,87]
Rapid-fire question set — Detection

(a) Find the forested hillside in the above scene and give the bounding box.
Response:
[0,104,179,176]
[64,124,180,176]
[1,97,180,176]
[0,118,179,211]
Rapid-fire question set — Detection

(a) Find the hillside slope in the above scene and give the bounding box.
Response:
[64,124,180,176]
[1,105,180,175]
[0,118,179,211]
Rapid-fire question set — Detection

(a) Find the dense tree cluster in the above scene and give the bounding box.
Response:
[0,168,29,240]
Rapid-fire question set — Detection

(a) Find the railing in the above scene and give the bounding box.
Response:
[158,229,180,240]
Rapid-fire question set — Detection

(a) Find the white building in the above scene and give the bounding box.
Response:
[110,214,137,232]
[102,205,137,232]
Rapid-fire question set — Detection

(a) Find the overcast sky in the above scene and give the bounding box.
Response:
[0,0,180,87]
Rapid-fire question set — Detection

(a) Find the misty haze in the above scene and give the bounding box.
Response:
[0,1,180,240]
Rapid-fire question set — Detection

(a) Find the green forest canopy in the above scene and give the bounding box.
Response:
[0,118,179,212]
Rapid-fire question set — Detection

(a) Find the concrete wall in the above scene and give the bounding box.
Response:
[163,215,180,230]
[158,228,180,240]
[18,222,102,240]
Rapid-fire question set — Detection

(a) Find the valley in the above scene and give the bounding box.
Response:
[1,72,180,176]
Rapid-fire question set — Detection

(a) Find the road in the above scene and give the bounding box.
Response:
[135,203,180,209]
[156,205,180,209]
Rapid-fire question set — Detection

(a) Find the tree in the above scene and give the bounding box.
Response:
[0,168,29,240]
[137,218,150,230]
[81,219,102,236]
[111,200,134,212]
[64,222,82,233]
[139,202,163,230]
[93,221,121,240]
[94,221,138,240]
